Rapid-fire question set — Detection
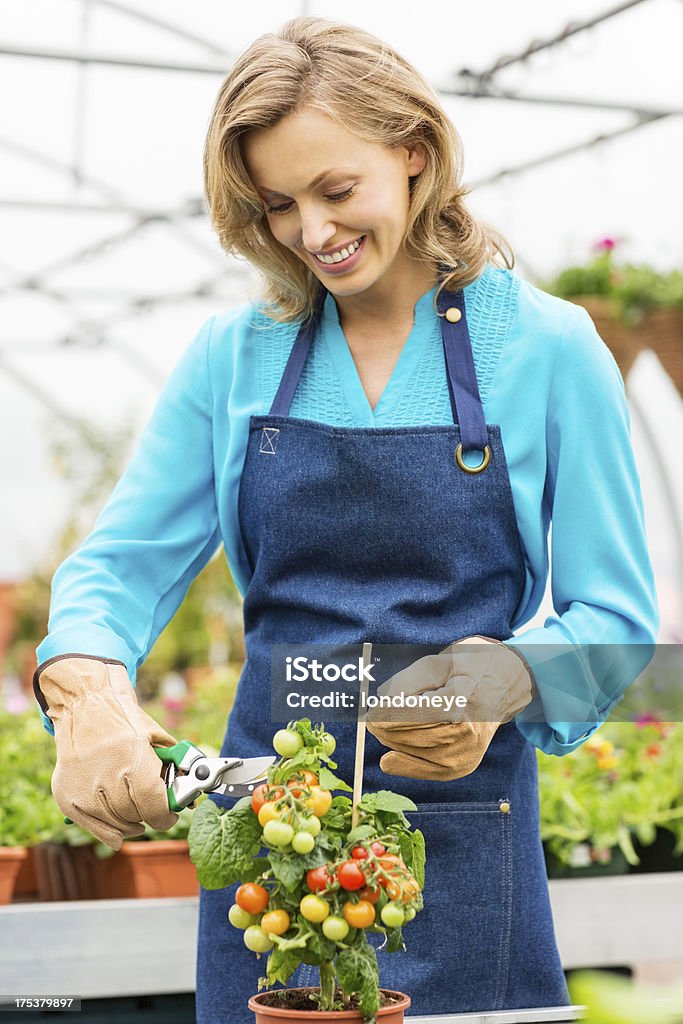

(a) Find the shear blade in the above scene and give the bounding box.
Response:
[214,755,276,793]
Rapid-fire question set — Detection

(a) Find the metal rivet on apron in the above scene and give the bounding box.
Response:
[499,801,511,814]
[446,307,462,323]
[455,442,491,474]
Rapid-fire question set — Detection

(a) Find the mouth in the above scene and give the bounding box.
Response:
[310,235,366,273]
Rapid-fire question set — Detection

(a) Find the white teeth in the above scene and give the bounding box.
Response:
[315,237,363,264]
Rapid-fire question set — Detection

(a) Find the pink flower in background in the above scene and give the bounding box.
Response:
[634,712,661,728]
[593,237,618,252]
[162,697,184,712]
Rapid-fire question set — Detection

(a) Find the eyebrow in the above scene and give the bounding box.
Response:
[259,167,356,198]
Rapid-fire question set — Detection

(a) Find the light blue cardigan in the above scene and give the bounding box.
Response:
[35,265,659,754]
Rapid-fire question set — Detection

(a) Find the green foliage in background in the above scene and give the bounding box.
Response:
[144,663,240,753]
[7,411,243,692]
[543,244,683,321]
[538,719,683,870]
[569,970,683,1023]
[0,709,92,848]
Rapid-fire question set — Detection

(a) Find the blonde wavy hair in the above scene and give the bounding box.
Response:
[204,16,514,323]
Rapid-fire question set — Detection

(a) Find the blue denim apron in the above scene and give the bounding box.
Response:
[196,281,570,1021]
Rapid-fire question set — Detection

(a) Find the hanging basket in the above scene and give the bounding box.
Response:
[570,297,683,396]
[570,296,644,382]
[640,306,683,397]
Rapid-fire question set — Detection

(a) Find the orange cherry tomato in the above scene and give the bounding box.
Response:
[342,899,376,929]
[285,770,318,798]
[305,787,333,817]
[260,909,290,936]
[376,855,420,904]
[251,783,285,815]
[358,885,381,905]
[235,883,269,915]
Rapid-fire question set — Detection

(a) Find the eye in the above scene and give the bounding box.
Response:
[266,186,357,216]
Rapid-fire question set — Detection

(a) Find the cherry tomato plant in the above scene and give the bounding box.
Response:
[188,718,425,1022]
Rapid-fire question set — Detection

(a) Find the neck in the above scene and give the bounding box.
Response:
[330,261,440,334]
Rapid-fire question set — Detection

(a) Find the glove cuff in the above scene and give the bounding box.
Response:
[33,654,128,715]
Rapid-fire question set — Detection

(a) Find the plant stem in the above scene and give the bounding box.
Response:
[319,960,336,1011]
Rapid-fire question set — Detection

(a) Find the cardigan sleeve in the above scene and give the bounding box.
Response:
[35,317,222,735]
[505,303,659,756]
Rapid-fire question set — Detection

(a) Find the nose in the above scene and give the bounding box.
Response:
[298,205,337,255]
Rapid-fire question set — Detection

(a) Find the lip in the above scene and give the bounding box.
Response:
[310,235,366,274]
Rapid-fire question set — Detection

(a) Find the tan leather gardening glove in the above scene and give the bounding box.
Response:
[366,637,534,781]
[34,656,179,850]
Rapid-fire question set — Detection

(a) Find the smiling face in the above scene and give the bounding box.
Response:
[242,106,428,309]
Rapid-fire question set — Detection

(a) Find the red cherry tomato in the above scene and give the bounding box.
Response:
[337,860,366,891]
[306,866,334,893]
[351,842,386,860]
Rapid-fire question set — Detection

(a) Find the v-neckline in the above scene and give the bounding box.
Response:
[320,283,440,425]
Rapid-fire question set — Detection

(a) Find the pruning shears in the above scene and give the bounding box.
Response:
[64,739,275,823]
[155,740,276,812]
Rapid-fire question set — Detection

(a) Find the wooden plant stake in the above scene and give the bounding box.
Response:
[351,641,372,829]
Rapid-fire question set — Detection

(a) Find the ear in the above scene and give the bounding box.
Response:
[405,138,427,177]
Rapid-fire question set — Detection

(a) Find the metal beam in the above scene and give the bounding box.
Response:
[454,0,650,82]
[472,113,667,187]
[0,353,98,435]
[439,87,678,119]
[0,197,200,217]
[90,0,234,58]
[0,44,228,75]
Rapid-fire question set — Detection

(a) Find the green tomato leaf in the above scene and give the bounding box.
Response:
[360,791,417,814]
[385,925,405,954]
[336,940,380,1020]
[188,799,262,889]
[231,796,254,812]
[269,851,306,892]
[318,766,352,792]
[346,824,377,844]
[265,946,304,987]
[407,828,426,889]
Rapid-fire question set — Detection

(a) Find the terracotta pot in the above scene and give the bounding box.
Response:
[248,989,411,1024]
[0,847,28,904]
[32,842,103,900]
[13,845,38,897]
[97,839,198,898]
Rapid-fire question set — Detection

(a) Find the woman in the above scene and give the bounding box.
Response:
[34,16,658,1021]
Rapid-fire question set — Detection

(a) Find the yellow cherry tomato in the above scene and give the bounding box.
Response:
[300,894,330,923]
[261,909,291,936]
[305,786,333,817]
[258,802,283,827]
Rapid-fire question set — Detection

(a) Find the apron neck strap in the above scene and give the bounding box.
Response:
[268,286,325,418]
[436,286,488,452]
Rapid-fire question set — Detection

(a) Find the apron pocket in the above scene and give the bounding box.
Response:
[373,798,514,1014]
